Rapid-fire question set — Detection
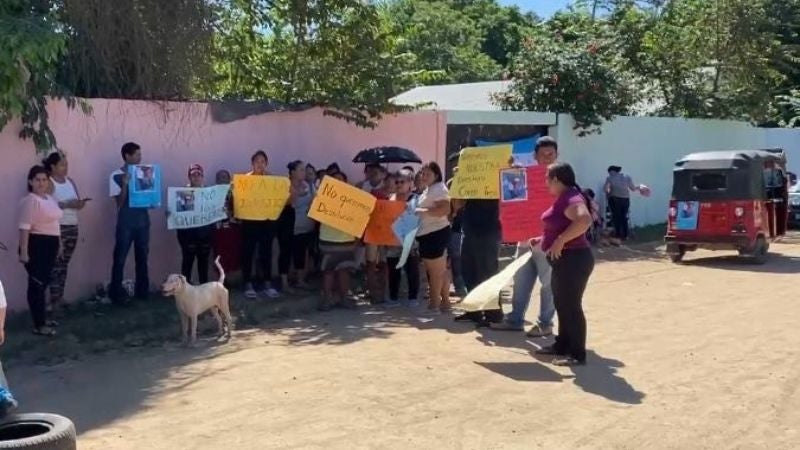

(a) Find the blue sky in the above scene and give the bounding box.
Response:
[499,0,574,17]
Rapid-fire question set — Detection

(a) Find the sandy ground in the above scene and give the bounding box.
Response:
[9,240,800,450]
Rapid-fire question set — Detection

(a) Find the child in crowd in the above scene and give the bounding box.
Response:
[212,169,241,279]
[318,172,359,310]
[583,188,603,244]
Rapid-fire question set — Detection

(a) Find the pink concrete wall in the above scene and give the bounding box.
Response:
[0,99,445,310]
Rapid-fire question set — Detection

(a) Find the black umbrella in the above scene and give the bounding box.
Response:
[352,146,422,164]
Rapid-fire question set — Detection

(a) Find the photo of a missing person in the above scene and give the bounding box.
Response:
[501,168,528,202]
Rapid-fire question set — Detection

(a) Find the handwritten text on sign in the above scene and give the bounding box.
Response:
[167,184,230,230]
[308,176,377,238]
[233,175,290,221]
[449,145,512,199]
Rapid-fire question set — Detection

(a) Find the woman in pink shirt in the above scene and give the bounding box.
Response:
[19,166,63,337]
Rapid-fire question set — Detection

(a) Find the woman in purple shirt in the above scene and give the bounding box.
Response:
[536,163,595,366]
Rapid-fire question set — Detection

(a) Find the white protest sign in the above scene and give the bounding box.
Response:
[167,185,230,230]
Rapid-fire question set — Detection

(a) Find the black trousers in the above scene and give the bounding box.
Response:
[292,231,315,270]
[608,196,631,240]
[277,206,295,276]
[241,219,276,285]
[461,231,500,291]
[550,247,595,362]
[25,234,59,328]
[387,255,420,301]
[178,232,211,284]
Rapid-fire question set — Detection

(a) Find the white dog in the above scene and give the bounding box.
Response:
[162,256,233,345]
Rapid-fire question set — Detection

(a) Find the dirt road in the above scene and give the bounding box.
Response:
[9,241,800,449]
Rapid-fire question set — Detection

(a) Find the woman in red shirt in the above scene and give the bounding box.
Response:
[536,163,595,366]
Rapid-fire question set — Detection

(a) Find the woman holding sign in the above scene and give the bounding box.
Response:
[536,163,595,366]
[240,150,280,299]
[415,162,452,315]
[176,164,214,284]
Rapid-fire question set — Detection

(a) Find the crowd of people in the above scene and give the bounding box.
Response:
[15,136,645,366]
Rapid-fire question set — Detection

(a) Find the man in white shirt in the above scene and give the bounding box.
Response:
[108,142,152,305]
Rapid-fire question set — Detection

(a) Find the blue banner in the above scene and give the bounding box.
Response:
[476,135,540,167]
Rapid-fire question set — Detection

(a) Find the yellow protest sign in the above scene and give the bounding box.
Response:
[233,174,290,220]
[308,176,377,238]
[449,145,512,199]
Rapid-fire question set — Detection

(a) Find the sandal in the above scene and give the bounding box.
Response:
[32,327,57,337]
[535,345,566,356]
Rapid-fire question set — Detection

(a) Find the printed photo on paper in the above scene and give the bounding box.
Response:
[501,168,528,202]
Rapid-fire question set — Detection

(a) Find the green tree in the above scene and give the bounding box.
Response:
[0,0,68,151]
[495,31,637,135]
[382,0,500,84]
[204,0,431,127]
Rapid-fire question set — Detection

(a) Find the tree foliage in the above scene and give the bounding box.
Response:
[0,0,67,151]
[57,0,214,100]
[202,0,433,127]
[495,31,637,135]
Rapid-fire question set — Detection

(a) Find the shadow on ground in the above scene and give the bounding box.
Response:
[474,327,645,405]
[678,252,800,274]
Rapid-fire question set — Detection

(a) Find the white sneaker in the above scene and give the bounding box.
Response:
[262,288,281,299]
[244,284,257,299]
[407,299,421,308]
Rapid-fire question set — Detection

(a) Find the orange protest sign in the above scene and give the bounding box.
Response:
[363,200,406,245]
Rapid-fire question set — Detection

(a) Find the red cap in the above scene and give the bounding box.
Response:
[188,164,204,177]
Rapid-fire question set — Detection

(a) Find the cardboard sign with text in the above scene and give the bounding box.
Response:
[449,145,513,199]
[363,200,406,246]
[308,176,377,238]
[233,175,290,221]
[500,165,552,243]
[167,185,230,230]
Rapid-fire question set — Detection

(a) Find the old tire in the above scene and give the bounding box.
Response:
[0,413,76,450]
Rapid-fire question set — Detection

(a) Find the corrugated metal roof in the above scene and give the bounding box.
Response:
[391,81,511,111]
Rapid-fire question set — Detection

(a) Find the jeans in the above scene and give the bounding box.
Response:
[505,244,554,328]
[110,213,150,302]
[551,247,595,362]
[608,196,631,240]
[461,231,500,291]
